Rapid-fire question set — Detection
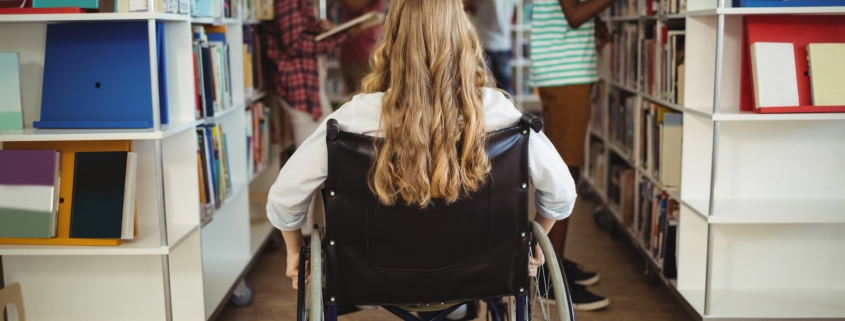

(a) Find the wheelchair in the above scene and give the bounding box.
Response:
[296,113,576,321]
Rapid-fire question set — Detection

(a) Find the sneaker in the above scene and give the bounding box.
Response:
[563,258,600,286]
[569,284,610,311]
[534,280,610,311]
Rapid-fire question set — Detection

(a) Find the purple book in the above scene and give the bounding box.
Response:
[0,150,61,238]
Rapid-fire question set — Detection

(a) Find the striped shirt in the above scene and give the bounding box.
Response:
[530,0,598,87]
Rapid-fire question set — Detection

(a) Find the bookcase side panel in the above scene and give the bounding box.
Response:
[134,139,168,238]
[162,128,202,230]
[226,22,246,107]
[0,23,46,129]
[680,113,714,214]
[684,16,717,115]
[718,16,743,114]
[216,107,249,193]
[201,189,251,318]
[676,204,709,315]
[164,21,198,124]
[169,230,206,321]
[3,255,167,321]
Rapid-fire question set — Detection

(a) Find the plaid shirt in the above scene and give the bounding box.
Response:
[266,0,348,120]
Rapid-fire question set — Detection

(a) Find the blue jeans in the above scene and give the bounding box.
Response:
[484,49,513,94]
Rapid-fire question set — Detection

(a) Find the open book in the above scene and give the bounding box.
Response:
[315,11,384,42]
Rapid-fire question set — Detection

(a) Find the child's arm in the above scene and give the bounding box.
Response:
[528,130,578,222]
[557,0,616,29]
[282,229,306,289]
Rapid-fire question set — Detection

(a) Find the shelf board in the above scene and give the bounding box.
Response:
[606,141,635,166]
[0,12,189,23]
[243,19,266,25]
[190,17,240,25]
[686,109,845,121]
[679,288,845,319]
[510,24,532,32]
[202,183,249,229]
[636,166,681,198]
[682,198,845,224]
[510,59,530,68]
[688,6,845,16]
[641,92,684,112]
[608,80,638,94]
[329,94,348,103]
[0,119,199,142]
[0,222,198,256]
[515,94,540,103]
[245,91,266,105]
[249,219,275,256]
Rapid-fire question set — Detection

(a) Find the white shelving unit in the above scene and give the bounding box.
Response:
[0,10,281,321]
[587,3,845,320]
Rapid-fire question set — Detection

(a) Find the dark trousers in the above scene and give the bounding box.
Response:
[484,49,513,94]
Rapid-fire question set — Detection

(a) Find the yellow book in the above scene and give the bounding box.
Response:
[2,141,133,245]
[808,43,845,106]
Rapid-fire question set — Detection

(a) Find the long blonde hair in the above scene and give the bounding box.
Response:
[361,0,492,208]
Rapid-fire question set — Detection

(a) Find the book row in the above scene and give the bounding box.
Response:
[0,22,270,132]
[246,102,273,178]
[0,0,273,19]
[607,0,687,18]
[193,25,234,119]
[641,102,682,188]
[197,122,233,224]
[0,142,138,245]
[608,21,685,106]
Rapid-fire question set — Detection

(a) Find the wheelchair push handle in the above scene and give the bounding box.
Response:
[520,113,543,133]
[327,118,340,141]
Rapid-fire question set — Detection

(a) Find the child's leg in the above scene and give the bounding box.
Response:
[537,84,592,257]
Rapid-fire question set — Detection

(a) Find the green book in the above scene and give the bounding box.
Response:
[32,0,99,9]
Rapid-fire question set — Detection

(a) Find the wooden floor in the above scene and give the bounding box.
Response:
[217,197,694,321]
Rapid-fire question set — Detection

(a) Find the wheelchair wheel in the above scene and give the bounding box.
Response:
[296,228,324,321]
[518,221,575,321]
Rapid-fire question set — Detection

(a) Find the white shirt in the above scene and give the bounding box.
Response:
[267,88,577,231]
[472,0,520,51]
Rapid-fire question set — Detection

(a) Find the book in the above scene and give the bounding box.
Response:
[2,141,134,240]
[121,152,137,239]
[807,43,845,106]
[659,114,682,187]
[0,52,23,130]
[0,150,61,238]
[69,151,136,239]
[315,11,384,42]
[750,42,800,108]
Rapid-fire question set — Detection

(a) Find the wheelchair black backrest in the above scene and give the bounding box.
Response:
[323,112,543,306]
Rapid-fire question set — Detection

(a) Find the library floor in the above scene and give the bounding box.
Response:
[217,195,693,321]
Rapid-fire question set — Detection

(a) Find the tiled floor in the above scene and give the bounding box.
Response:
[217,194,694,321]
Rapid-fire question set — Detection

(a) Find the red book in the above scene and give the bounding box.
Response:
[192,52,201,120]
[740,15,845,114]
[0,7,85,13]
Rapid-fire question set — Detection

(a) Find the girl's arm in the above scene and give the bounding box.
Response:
[277,0,349,58]
[557,0,616,29]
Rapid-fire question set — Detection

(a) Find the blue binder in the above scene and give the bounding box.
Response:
[36,22,156,129]
[157,22,169,125]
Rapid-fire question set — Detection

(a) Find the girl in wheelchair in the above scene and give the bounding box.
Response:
[266,0,579,319]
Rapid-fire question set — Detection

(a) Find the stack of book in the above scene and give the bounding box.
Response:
[608,0,686,17]
[242,25,268,98]
[197,123,233,223]
[588,139,607,192]
[608,89,635,153]
[246,102,272,178]
[192,0,237,18]
[641,102,682,187]
[241,0,273,20]
[640,21,685,105]
[635,181,679,278]
[193,25,234,120]
[590,82,607,134]
[610,23,639,88]
[0,142,138,245]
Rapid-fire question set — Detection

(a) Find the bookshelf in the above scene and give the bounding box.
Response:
[0,6,283,321]
[587,1,845,320]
